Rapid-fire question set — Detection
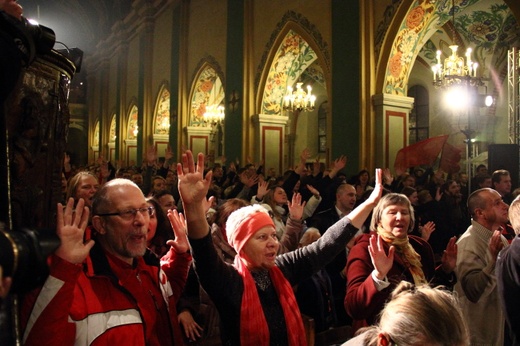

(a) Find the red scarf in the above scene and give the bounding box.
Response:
[229,209,307,345]
[234,256,306,345]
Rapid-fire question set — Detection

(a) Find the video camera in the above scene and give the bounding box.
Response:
[0,10,56,66]
[0,223,60,294]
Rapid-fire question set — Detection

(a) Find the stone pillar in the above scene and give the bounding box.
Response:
[185,126,213,160]
[372,93,414,172]
[252,114,289,176]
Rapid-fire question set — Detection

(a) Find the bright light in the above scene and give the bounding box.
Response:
[485,95,494,107]
[443,87,470,110]
[27,18,40,25]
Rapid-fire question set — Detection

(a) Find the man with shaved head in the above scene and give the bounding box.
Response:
[22,179,191,345]
[454,188,510,345]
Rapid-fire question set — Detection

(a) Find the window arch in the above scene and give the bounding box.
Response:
[189,64,225,127]
[407,85,429,144]
[127,105,139,139]
[154,86,170,135]
[109,114,117,142]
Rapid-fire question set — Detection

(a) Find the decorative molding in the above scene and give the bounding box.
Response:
[375,1,404,59]
[255,10,330,92]
[191,55,225,88]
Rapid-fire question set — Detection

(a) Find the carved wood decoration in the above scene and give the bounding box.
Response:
[2,51,75,232]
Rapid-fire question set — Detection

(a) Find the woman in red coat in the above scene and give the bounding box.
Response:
[344,193,457,333]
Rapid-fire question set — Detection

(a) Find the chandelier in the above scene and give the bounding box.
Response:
[283,82,316,112]
[431,1,483,88]
[203,104,225,125]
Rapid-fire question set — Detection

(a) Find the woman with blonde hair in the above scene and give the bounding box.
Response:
[343,281,469,345]
[65,171,99,209]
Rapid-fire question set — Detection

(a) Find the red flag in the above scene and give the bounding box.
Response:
[394,135,449,172]
[439,142,462,174]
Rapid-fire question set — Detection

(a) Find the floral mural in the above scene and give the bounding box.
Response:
[109,114,116,142]
[261,30,317,115]
[384,0,519,96]
[384,1,437,95]
[127,105,138,139]
[93,121,100,147]
[190,66,224,126]
[154,87,170,134]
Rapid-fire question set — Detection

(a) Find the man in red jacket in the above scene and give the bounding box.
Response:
[21,179,191,345]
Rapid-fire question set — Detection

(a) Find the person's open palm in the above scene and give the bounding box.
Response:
[365,168,383,206]
[368,234,394,280]
[288,192,305,220]
[166,210,189,254]
[55,198,94,264]
[177,151,211,205]
[441,236,457,273]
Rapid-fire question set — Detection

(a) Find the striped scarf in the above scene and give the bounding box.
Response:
[376,225,427,285]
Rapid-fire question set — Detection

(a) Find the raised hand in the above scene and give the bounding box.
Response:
[368,234,394,280]
[328,155,347,178]
[165,210,190,254]
[55,198,94,264]
[364,168,383,206]
[147,146,159,166]
[288,192,306,221]
[177,151,212,207]
[441,236,457,273]
[202,196,216,214]
[435,187,443,201]
[240,171,258,188]
[312,156,321,176]
[301,148,311,162]
[382,168,394,186]
[333,155,347,171]
[306,184,320,199]
[419,221,435,241]
[256,180,269,200]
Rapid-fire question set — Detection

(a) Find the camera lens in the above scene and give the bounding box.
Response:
[0,225,59,294]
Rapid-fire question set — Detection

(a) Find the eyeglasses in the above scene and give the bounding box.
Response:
[96,206,155,220]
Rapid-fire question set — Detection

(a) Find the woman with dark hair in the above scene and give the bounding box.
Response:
[345,193,457,334]
[146,197,174,257]
[351,169,373,203]
[256,182,321,244]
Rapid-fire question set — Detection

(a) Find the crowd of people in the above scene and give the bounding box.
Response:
[6,145,520,345]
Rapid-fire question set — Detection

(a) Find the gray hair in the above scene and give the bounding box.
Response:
[509,195,520,235]
[369,193,415,233]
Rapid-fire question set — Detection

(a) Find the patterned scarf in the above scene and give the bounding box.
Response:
[229,210,307,345]
[376,225,427,285]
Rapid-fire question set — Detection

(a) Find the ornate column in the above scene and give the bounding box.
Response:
[372,93,414,171]
[185,126,213,159]
[252,114,289,176]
